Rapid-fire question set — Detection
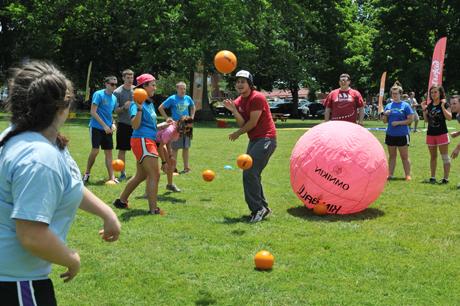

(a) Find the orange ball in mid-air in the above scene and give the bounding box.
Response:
[133,88,148,104]
[202,170,215,182]
[237,154,253,170]
[313,202,328,215]
[214,50,237,74]
[254,250,274,270]
[112,159,125,172]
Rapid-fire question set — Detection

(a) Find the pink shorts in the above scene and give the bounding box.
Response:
[426,134,450,146]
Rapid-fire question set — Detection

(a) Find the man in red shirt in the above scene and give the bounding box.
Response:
[324,73,364,124]
[223,70,277,223]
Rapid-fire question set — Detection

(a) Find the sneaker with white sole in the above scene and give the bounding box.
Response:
[250,207,272,223]
[82,173,90,185]
[166,184,181,192]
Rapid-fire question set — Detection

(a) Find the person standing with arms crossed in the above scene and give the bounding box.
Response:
[224,70,277,223]
[324,73,365,125]
[83,76,118,184]
[113,69,134,181]
[408,91,420,132]
[0,61,120,305]
[158,81,195,174]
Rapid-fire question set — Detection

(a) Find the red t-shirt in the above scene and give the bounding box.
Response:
[234,90,277,140]
[324,88,364,122]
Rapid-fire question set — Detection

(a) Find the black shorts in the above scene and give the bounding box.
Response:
[0,279,57,306]
[91,127,113,150]
[116,122,133,151]
[385,134,410,146]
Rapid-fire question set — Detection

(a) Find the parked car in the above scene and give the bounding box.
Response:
[212,101,233,117]
[304,100,325,118]
[269,100,292,114]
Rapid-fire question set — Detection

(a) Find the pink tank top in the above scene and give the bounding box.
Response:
[156,122,179,144]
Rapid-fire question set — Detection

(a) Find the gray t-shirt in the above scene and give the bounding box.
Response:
[113,85,133,125]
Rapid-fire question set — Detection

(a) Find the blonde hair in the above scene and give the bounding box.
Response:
[390,81,403,94]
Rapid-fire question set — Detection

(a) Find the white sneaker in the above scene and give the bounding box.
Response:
[250,207,272,223]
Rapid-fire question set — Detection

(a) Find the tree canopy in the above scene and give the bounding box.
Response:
[1,0,459,103]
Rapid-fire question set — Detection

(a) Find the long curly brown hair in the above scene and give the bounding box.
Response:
[177,116,193,139]
[0,61,73,150]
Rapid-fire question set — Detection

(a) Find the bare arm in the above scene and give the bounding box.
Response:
[324,107,331,121]
[90,104,111,133]
[131,105,143,130]
[357,107,365,125]
[16,220,80,282]
[79,188,121,242]
[229,110,262,141]
[189,105,196,119]
[158,104,169,119]
[441,102,452,120]
[224,99,245,127]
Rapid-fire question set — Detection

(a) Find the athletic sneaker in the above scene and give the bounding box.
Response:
[250,207,272,223]
[438,178,449,184]
[180,168,191,174]
[387,176,395,181]
[166,184,181,192]
[118,172,127,181]
[82,173,90,184]
[424,177,437,184]
[113,199,128,209]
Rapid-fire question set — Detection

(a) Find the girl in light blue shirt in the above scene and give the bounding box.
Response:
[0,61,121,306]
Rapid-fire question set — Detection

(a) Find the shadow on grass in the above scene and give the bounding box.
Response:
[221,215,251,224]
[86,179,111,186]
[195,289,217,305]
[287,205,384,222]
[132,193,186,204]
[119,209,150,221]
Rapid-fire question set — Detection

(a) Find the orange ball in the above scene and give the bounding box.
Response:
[112,159,125,172]
[133,88,148,104]
[214,50,237,74]
[254,250,274,270]
[237,154,253,170]
[313,202,328,215]
[202,169,215,182]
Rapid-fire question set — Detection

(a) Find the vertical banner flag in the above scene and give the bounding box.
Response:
[427,37,447,104]
[84,61,93,102]
[378,71,387,114]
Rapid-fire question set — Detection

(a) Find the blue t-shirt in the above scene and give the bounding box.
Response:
[130,101,157,140]
[89,89,117,130]
[161,94,195,121]
[0,130,83,281]
[385,101,414,136]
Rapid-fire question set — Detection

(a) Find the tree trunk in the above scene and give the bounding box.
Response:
[195,70,215,121]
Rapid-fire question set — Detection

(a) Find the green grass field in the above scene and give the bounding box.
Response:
[1,114,459,305]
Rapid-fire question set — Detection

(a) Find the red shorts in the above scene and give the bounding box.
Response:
[426,133,450,146]
[130,138,159,163]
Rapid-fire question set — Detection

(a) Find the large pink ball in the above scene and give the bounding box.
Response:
[290,121,388,214]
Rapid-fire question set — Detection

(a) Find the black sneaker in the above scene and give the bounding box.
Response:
[82,173,90,185]
[166,184,181,192]
[250,207,272,223]
[424,177,437,184]
[113,199,128,209]
[438,178,449,184]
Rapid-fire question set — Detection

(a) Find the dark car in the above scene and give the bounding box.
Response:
[269,100,292,114]
[305,100,325,118]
